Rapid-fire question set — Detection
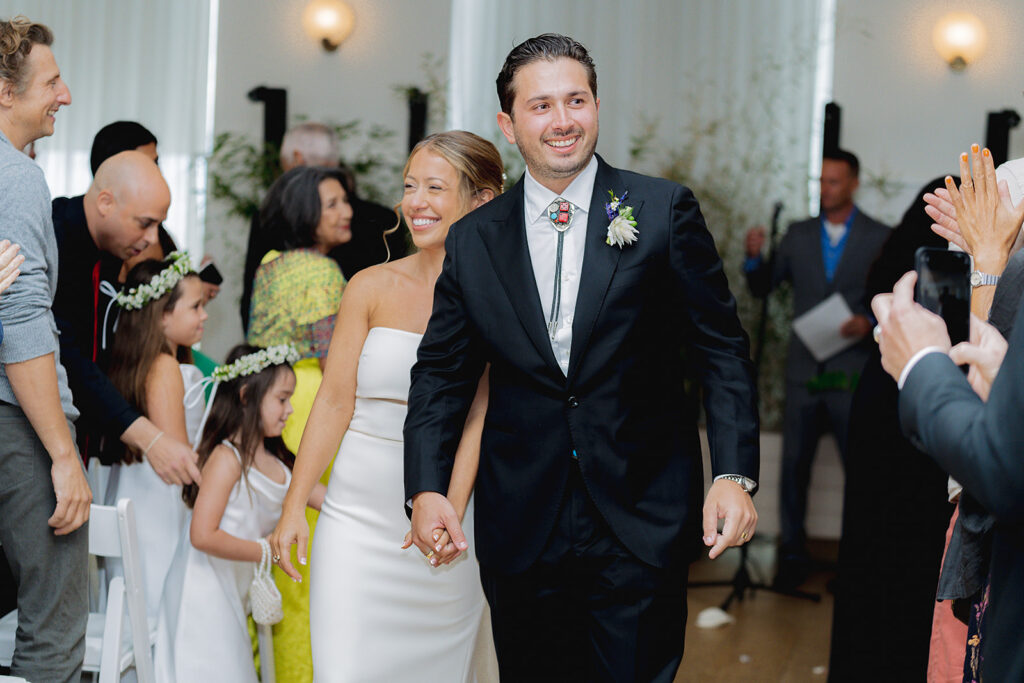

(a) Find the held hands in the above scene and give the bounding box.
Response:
[409,492,468,567]
[923,145,1024,271]
[268,508,310,581]
[949,314,1008,401]
[871,272,952,381]
[49,455,92,535]
[702,479,757,560]
[144,432,202,486]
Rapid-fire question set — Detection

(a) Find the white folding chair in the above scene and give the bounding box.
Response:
[257,623,276,683]
[0,499,155,683]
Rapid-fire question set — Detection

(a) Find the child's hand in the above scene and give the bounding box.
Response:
[269,509,309,582]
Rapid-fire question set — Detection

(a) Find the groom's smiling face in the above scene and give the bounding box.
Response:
[497,57,599,193]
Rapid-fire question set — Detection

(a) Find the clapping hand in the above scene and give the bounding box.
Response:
[409,491,468,567]
[923,145,1024,271]
[949,314,1008,401]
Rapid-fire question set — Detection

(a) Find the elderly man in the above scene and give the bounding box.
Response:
[0,16,91,682]
[875,148,1024,681]
[51,150,201,481]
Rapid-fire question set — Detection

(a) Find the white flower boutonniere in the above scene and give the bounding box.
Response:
[604,190,638,248]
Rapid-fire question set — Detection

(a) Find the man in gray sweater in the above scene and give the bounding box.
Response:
[0,17,91,683]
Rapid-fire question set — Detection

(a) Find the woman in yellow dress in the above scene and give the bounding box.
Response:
[247,165,353,682]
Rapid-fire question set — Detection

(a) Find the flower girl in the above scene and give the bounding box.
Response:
[106,252,208,618]
[155,344,325,682]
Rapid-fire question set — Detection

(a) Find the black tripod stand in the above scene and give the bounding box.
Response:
[689,202,820,610]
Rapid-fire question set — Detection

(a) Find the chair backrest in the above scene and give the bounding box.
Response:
[89,500,155,683]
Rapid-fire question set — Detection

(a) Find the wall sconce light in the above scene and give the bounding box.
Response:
[932,12,987,72]
[302,0,355,52]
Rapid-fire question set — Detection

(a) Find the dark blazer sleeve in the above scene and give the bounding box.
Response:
[404,224,487,500]
[899,311,1024,522]
[669,185,760,481]
[53,306,141,442]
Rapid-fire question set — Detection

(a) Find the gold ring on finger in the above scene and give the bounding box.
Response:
[272,554,281,563]
[740,532,748,541]
[426,550,435,559]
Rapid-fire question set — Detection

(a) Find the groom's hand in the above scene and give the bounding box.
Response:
[410,491,468,567]
[702,479,757,560]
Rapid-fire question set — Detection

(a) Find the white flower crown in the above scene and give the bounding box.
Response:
[115,251,194,310]
[211,344,301,382]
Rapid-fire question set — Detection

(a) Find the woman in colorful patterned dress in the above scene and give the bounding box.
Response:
[246,165,352,682]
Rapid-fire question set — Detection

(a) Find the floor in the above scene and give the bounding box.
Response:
[675,539,838,683]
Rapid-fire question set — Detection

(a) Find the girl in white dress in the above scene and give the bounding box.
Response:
[270,131,504,683]
[155,343,325,682]
[105,252,208,618]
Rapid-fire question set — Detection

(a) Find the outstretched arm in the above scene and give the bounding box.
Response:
[269,270,372,581]
[406,367,490,564]
[405,228,486,563]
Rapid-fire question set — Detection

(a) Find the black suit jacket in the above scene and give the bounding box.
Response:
[404,156,759,573]
[900,293,1024,680]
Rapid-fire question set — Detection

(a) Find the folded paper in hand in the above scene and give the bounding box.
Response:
[791,293,859,362]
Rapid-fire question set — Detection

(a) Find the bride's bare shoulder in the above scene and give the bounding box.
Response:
[345,257,417,297]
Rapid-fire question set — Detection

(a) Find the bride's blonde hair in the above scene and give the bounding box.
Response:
[386,131,505,258]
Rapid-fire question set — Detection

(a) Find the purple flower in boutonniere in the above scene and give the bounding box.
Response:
[604,189,638,248]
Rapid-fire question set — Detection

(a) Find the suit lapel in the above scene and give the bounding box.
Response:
[567,158,625,381]
[479,179,563,376]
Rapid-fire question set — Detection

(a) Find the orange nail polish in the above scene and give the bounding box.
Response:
[961,153,968,162]
[983,148,990,157]
[972,144,979,153]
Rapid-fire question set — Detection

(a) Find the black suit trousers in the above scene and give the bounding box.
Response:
[479,462,687,683]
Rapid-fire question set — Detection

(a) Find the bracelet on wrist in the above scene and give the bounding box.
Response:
[142,430,165,459]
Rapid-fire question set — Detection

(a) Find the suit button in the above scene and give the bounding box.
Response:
[568,396,579,408]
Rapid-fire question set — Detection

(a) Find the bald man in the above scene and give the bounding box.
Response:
[51,150,201,482]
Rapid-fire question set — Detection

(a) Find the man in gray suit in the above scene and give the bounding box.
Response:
[744,149,889,588]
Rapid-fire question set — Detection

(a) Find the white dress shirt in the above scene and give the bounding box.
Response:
[523,156,598,376]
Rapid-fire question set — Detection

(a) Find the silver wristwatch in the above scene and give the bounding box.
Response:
[970,270,1000,287]
[715,474,757,494]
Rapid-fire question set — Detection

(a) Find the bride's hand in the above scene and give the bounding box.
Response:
[269,509,309,582]
[402,528,460,566]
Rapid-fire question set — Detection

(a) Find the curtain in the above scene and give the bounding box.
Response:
[0,0,216,259]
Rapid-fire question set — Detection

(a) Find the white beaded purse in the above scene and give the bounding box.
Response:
[250,538,284,625]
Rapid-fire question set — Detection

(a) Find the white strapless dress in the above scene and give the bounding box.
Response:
[310,327,494,682]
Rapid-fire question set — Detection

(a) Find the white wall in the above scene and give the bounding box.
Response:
[202,0,451,360]
[834,0,1024,224]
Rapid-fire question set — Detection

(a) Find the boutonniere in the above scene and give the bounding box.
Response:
[604,190,638,248]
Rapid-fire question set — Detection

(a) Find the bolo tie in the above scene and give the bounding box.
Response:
[546,198,577,340]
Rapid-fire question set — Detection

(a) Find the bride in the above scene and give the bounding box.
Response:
[269,131,503,682]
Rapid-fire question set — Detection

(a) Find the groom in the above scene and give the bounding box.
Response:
[405,34,759,681]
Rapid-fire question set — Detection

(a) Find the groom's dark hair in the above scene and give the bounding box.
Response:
[496,33,597,117]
